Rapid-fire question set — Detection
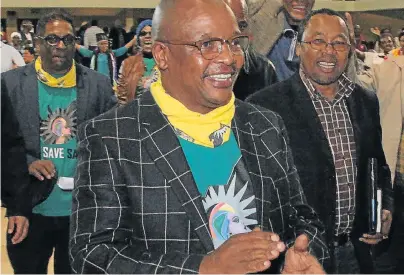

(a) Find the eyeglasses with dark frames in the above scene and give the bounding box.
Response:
[139,31,152,37]
[37,34,77,46]
[301,39,351,52]
[157,35,250,60]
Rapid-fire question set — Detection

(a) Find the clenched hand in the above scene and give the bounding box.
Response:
[282,234,325,274]
[199,228,286,274]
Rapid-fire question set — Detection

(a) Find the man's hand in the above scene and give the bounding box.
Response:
[28,160,56,181]
[8,216,29,244]
[360,209,393,245]
[199,228,286,274]
[282,234,325,274]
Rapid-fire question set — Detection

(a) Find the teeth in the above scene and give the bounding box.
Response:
[319,62,336,69]
[209,74,232,80]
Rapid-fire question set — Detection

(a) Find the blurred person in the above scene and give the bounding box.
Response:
[379,32,395,55]
[69,1,329,274]
[248,9,394,274]
[247,0,315,81]
[10,32,23,54]
[354,24,367,52]
[1,86,31,249]
[1,40,25,73]
[367,54,404,274]
[76,32,137,86]
[117,19,155,103]
[225,0,278,100]
[19,20,34,47]
[391,31,404,56]
[76,21,88,45]
[23,47,36,64]
[83,19,103,50]
[102,26,110,36]
[1,9,117,274]
[109,19,126,49]
[75,21,89,66]
[109,19,128,70]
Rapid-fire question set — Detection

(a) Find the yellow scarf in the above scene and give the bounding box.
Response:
[150,77,235,148]
[35,57,76,88]
[391,48,404,57]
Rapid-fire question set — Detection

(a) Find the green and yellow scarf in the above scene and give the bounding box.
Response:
[35,57,76,88]
[150,77,235,148]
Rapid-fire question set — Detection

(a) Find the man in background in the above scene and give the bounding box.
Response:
[1,39,25,73]
[1,9,117,273]
[248,9,394,274]
[83,19,104,50]
[247,0,315,81]
[19,20,34,48]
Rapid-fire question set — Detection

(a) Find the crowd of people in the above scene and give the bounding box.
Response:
[1,0,404,274]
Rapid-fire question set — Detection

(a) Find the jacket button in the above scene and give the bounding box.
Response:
[141,252,151,260]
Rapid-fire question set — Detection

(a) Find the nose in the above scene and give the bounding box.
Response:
[216,42,235,65]
[324,42,336,54]
[56,39,66,49]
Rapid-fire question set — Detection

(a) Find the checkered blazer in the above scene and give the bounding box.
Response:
[69,91,329,274]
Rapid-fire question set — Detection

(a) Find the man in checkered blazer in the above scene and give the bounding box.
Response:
[69,0,329,273]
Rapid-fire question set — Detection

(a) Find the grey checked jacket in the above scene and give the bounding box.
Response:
[69,91,329,274]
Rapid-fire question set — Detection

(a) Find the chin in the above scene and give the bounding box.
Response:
[204,89,233,107]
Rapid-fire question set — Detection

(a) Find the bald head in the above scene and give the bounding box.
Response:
[152,0,237,42]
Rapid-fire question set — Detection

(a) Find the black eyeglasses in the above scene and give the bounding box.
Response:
[37,34,76,46]
[157,35,250,60]
[301,39,350,52]
[139,31,152,37]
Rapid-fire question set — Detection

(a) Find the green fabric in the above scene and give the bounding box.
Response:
[33,80,77,216]
[179,131,241,196]
[143,57,155,76]
[78,46,128,78]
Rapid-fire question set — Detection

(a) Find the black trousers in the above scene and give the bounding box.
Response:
[7,214,71,274]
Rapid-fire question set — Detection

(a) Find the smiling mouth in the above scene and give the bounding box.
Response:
[206,73,234,81]
[292,5,307,12]
[318,61,336,70]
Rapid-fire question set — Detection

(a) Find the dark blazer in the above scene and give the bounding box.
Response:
[233,48,278,101]
[1,86,31,217]
[69,91,330,274]
[247,73,394,272]
[1,63,117,206]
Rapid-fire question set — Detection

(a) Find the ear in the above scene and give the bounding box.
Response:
[296,42,302,57]
[152,42,169,70]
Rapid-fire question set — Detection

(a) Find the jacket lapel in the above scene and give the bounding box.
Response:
[139,92,214,253]
[21,64,40,156]
[290,74,334,167]
[345,92,362,165]
[76,65,90,124]
[231,108,263,227]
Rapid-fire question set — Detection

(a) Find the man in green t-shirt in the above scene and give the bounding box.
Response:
[1,9,117,274]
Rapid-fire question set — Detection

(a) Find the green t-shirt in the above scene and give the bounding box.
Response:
[179,132,258,249]
[179,132,241,196]
[33,80,78,216]
[135,57,156,97]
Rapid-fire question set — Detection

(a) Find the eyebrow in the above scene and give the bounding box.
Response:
[312,32,348,40]
[196,30,242,41]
